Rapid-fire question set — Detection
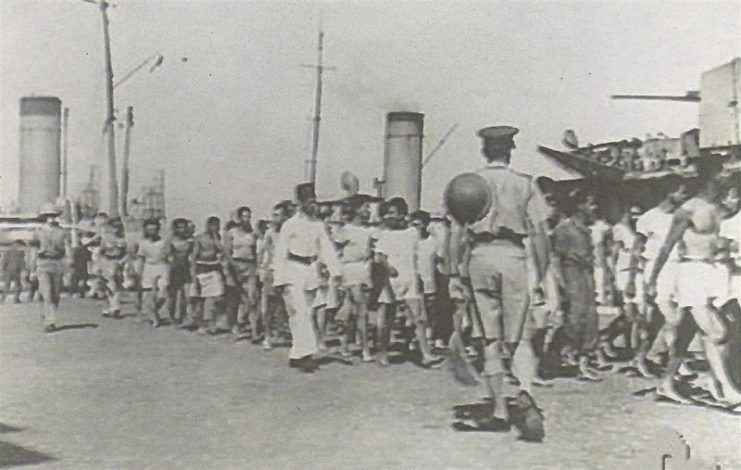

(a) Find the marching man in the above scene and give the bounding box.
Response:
[448,126,549,433]
[34,203,71,332]
[273,183,342,372]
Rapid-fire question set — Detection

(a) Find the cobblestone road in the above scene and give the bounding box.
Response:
[0,298,739,469]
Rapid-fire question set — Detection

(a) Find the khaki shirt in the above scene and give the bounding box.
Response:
[469,161,549,237]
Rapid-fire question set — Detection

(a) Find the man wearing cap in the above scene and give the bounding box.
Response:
[33,203,71,332]
[273,183,342,372]
[448,126,550,429]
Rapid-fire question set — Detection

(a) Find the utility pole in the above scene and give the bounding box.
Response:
[301,29,335,185]
[121,106,133,217]
[61,107,70,198]
[100,0,119,216]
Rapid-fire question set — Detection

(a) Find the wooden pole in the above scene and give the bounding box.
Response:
[61,107,70,198]
[121,106,133,217]
[308,30,324,185]
[100,0,119,216]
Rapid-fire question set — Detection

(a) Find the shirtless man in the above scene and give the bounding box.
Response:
[647,158,733,403]
[99,217,129,318]
[630,178,690,371]
[191,216,226,334]
[34,204,71,332]
[224,206,259,337]
[169,218,195,328]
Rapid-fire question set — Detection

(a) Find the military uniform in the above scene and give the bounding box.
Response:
[34,206,70,330]
[466,159,549,346]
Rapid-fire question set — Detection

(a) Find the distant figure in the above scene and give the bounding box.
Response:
[99,217,129,319]
[137,218,172,327]
[169,218,195,328]
[191,216,226,335]
[0,240,27,303]
[33,203,71,332]
[223,206,259,337]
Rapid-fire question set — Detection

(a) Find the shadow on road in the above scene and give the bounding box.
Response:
[0,440,55,468]
[52,323,98,332]
[0,423,54,468]
[0,424,21,435]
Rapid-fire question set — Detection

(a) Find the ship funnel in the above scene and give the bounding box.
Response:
[18,96,62,213]
[382,112,424,211]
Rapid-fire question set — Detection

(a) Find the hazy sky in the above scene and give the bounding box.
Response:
[1,0,739,221]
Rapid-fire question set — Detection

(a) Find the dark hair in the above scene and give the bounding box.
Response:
[206,216,220,225]
[172,217,188,229]
[236,206,251,217]
[108,217,123,227]
[340,203,357,219]
[410,210,431,225]
[380,197,408,217]
[143,217,160,228]
[696,156,724,184]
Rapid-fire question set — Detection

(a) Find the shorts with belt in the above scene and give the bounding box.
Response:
[468,240,530,342]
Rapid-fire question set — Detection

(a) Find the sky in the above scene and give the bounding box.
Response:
[1,0,739,222]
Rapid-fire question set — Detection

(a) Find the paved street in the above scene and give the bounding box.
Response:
[0,297,739,469]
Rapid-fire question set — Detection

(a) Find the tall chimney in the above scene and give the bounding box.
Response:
[18,96,62,213]
[382,112,424,211]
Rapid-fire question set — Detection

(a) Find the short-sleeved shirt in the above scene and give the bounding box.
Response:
[138,238,170,265]
[416,234,441,289]
[375,227,418,278]
[552,217,594,270]
[636,206,679,263]
[469,161,549,236]
[612,222,638,272]
[334,224,372,263]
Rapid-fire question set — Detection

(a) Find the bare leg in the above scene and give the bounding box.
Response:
[405,299,438,363]
[376,303,395,365]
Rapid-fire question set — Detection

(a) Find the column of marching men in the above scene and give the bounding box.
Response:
[3,124,740,437]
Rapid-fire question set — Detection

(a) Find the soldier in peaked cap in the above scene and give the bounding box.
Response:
[448,125,550,431]
[34,203,71,332]
[273,183,342,372]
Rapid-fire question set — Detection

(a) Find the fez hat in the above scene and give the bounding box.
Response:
[477,125,519,148]
[38,202,61,217]
[295,182,316,203]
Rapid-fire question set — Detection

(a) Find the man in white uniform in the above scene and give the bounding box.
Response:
[273,183,342,372]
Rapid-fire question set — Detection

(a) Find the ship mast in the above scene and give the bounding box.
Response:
[301,27,335,185]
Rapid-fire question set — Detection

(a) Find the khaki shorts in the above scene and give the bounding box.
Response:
[468,241,531,342]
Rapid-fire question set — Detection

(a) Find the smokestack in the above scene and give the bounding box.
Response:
[382,112,424,211]
[18,96,62,213]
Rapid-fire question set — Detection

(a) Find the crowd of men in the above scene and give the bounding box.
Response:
[3,124,740,435]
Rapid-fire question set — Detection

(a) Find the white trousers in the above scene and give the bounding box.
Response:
[279,261,319,359]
